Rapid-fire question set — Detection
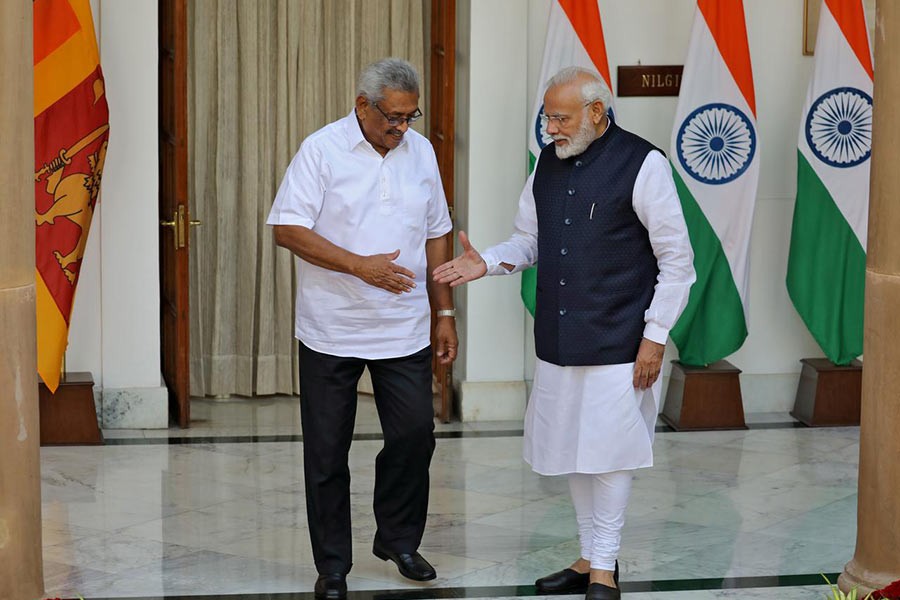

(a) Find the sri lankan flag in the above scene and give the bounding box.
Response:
[34,0,110,392]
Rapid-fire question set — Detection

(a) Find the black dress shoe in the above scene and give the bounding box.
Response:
[535,568,590,593]
[314,573,347,600]
[585,582,621,600]
[535,561,618,594]
[372,541,437,581]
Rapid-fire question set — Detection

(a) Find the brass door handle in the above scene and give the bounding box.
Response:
[160,206,187,249]
[160,217,179,250]
[161,209,200,249]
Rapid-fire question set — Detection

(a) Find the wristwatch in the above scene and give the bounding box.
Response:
[436,309,456,318]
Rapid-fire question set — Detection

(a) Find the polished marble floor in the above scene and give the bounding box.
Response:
[41,396,860,599]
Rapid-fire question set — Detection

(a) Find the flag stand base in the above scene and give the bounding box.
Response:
[39,372,104,446]
[790,358,862,427]
[661,360,747,431]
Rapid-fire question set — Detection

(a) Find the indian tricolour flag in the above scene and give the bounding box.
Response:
[786,0,872,365]
[522,0,613,316]
[669,0,759,367]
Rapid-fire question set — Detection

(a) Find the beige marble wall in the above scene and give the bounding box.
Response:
[840,0,900,595]
[0,1,44,598]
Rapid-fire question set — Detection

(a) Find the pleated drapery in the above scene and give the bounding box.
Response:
[188,0,426,396]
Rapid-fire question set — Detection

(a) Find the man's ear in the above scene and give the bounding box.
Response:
[591,101,606,124]
[355,95,368,118]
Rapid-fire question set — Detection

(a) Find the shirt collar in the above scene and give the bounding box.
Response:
[344,109,409,155]
[345,109,367,152]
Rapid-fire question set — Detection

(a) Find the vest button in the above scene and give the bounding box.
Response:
[560,248,568,256]
[559,278,566,286]
[564,218,572,225]
[567,189,575,196]
[559,309,567,316]
[575,160,583,167]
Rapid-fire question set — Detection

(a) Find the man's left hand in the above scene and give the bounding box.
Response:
[633,338,665,390]
[434,318,458,365]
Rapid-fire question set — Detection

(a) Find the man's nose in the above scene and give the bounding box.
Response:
[546,120,559,135]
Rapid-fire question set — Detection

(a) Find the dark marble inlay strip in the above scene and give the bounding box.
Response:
[100,420,821,446]
[57,572,840,600]
[102,429,527,446]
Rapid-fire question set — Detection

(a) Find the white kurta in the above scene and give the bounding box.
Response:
[481,149,694,475]
[524,360,662,475]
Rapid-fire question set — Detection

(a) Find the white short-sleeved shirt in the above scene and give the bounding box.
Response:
[267,111,452,359]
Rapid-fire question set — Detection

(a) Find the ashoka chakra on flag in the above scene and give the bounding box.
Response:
[805,86,873,168]
[676,102,756,185]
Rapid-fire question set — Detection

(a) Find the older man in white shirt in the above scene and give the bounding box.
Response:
[434,67,695,600]
[268,58,457,600]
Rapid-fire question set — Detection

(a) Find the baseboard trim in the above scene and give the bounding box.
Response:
[457,380,527,421]
[101,386,169,429]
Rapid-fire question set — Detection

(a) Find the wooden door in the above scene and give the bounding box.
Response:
[159,0,190,427]
[430,0,456,423]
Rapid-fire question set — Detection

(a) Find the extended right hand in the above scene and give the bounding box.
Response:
[354,249,416,294]
[432,231,487,287]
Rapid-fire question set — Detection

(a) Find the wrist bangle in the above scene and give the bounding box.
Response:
[436,309,456,318]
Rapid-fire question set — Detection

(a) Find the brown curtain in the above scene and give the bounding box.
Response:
[188,0,427,396]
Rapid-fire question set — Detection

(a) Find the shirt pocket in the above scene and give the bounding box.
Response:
[401,180,430,230]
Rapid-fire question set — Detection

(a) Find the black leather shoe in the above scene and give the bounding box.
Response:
[314,573,347,600]
[372,541,437,581]
[535,561,618,594]
[535,568,590,594]
[585,582,621,600]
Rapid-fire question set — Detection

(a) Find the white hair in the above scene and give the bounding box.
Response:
[357,58,420,102]
[546,66,612,110]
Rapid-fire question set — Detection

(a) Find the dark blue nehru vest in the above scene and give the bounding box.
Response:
[533,121,660,366]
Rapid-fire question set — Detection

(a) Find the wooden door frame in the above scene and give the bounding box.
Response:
[429,0,456,423]
[159,0,190,427]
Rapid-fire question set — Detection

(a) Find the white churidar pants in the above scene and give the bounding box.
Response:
[568,470,634,571]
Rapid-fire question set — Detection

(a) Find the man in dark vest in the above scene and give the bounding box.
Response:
[433,67,695,600]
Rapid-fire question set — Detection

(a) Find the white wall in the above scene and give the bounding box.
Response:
[457,0,837,419]
[454,0,531,420]
[67,0,166,427]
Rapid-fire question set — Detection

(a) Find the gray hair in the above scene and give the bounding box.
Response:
[546,66,611,110]
[357,58,420,102]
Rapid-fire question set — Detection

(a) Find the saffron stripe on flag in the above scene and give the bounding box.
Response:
[825,0,874,79]
[698,0,756,116]
[558,0,612,85]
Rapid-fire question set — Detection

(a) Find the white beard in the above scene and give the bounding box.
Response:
[553,117,598,159]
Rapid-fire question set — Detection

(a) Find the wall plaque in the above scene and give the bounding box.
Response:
[617,65,684,97]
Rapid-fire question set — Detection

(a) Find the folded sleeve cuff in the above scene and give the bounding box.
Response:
[642,321,669,346]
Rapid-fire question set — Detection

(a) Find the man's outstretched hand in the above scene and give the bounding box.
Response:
[432,231,487,287]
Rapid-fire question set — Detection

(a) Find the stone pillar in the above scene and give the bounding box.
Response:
[0,1,44,599]
[839,0,900,595]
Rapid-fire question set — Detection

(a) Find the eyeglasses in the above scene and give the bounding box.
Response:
[372,102,423,126]
[540,100,600,127]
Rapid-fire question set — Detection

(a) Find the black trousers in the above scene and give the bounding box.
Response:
[298,341,436,575]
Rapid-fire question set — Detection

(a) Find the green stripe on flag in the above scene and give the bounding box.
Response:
[670,166,748,366]
[521,150,538,317]
[786,151,865,365]
[521,266,536,317]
